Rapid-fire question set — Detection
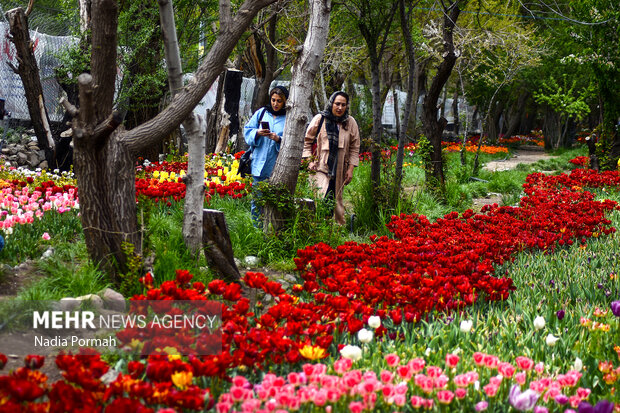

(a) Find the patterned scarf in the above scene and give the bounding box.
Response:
[321,92,349,180]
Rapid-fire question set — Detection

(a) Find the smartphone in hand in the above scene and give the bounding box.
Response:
[260,121,270,131]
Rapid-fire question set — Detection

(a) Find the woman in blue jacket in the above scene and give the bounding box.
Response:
[244,86,288,226]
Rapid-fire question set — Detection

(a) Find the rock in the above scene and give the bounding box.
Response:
[1,148,10,155]
[39,160,48,170]
[281,274,297,283]
[244,256,260,267]
[27,152,39,168]
[27,141,38,149]
[17,152,27,165]
[75,294,104,311]
[15,144,25,153]
[59,297,81,311]
[101,288,126,312]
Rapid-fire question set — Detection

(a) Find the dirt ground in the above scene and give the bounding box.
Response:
[482,146,552,172]
[471,147,554,210]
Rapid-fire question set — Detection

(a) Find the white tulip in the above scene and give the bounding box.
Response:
[339,345,362,361]
[460,320,473,333]
[573,357,583,372]
[545,334,559,347]
[357,328,373,344]
[368,316,381,329]
[533,316,546,331]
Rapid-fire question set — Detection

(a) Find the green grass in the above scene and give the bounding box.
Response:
[17,242,109,300]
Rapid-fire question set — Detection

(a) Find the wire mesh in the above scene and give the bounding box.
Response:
[0,21,77,122]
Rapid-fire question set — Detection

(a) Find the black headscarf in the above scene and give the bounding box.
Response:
[265,86,289,116]
[320,91,350,179]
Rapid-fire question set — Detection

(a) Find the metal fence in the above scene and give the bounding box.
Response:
[0,21,76,122]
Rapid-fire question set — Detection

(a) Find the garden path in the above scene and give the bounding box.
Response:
[474,146,555,210]
[482,146,552,172]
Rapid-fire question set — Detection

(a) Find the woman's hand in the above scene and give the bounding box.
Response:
[257,128,271,136]
[344,165,355,185]
[268,133,281,143]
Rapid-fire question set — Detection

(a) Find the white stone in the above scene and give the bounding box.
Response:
[59,297,81,311]
[244,256,260,266]
[101,288,126,312]
[75,294,104,311]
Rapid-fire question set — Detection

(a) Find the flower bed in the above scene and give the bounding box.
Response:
[1,165,619,411]
[135,154,250,203]
[0,166,79,235]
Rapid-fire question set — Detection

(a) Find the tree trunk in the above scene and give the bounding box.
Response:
[159,0,207,255]
[202,209,240,282]
[249,14,278,112]
[421,1,462,190]
[263,0,332,232]
[66,0,276,280]
[5,7,55,165]
[394,0,416,198]
[206,72,225,153]
[503,91,528,139]
[487,99,504,144]
[452,85,459,136]
[359,1,399,208]
[369,56,383,191]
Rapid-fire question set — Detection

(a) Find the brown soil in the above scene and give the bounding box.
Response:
[482,147,552,172]
[0,261,46,297]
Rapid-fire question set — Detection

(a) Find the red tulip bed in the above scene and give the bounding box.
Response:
[1,164,620,411]
[135,156,249,204]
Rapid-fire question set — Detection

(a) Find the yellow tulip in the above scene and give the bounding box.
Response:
[171,371,193,390]
[299,344,326,360]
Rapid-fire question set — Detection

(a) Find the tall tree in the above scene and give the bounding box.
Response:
[421,0,463,190]
[263,0,332,231]
[393,0,421,199]
[345,0,398,198]
[5,4,55,165]
[158,0,207,255]
[62,0,276,280]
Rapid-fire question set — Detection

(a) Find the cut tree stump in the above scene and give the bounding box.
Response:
[202,209,240,282]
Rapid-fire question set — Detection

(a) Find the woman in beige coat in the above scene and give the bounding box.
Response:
[302,91,360,225]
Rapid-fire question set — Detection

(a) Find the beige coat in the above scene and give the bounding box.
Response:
[302,114,360,225]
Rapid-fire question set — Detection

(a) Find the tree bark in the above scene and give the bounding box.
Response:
[421,1,462,189]
[159,0,207,255]
[394,0,417,199]
[202,209,240,282]
[358,0,399,208]
[263,0,332,232]
[5,7,55,164]
[68,0,276,280]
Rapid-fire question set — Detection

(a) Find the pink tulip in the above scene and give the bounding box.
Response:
[483,383,499,397]
[410,395,425,408]
[408,358,425,373]
[445,353,460,368]
[385,353,400,367]
[437,390,455,404]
